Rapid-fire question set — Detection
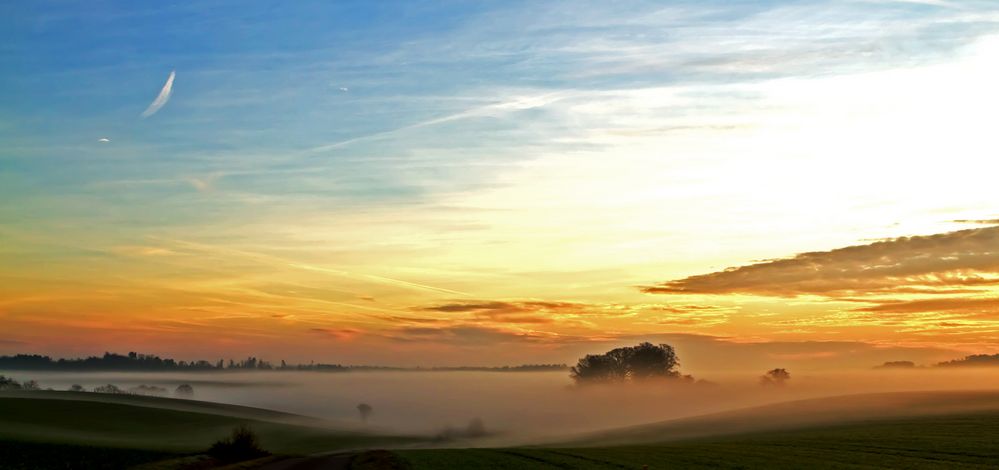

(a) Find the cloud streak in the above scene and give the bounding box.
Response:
[642,225,999,297]
[141,70,176,118]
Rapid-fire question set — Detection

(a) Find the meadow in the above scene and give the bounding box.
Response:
[6,387,999,468]
[0,390,415,469]
[394,411,999,469]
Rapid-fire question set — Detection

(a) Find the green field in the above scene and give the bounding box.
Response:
[7,390,999,469]
[0,391,414,457]
[396,412,999,469]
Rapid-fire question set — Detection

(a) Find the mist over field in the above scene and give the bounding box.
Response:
[9,367,999,443]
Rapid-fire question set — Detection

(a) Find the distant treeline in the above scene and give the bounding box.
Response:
[936,354,999,368]
[875,354,999,369]
[0,352,566,373]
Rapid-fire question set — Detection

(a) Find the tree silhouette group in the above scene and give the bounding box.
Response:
[570,342,684,384]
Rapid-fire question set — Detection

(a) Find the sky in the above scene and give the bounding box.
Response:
[2,0,999,369]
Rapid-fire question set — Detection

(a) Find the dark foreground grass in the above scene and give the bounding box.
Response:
[396,412,999,469]
[0,439,178,470]
[0,394,415,455]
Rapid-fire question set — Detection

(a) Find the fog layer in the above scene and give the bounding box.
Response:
[8,368,999,443]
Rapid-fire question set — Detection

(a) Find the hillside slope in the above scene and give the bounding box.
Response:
[399,410,999,469]
[559,390,999,447]
[0,392,414,455]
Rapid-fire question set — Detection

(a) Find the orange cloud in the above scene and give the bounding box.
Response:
[642,225,999,297]
[386,325,563,345]
[856,297,999,314]
[421,300,583,314]
[419,300,586,325]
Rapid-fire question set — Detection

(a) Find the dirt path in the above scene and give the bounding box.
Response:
[255,452,355,470]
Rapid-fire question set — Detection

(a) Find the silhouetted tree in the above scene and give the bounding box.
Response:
[0,375,22,390]
[94,384,123,394]
[569,353,623,383]
[760,368,790,386]
[0,352,221,371]
[21,380,40,391]
[357,403,373,423]
[570,342,681,384]
[207,425,268,463]
[69,384,85,392]
[175,384,195,397]
[937,354,999,367]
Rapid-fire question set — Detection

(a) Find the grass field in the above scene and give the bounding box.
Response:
[0,391,414,455]
[7,390,999,469]
[396,412,999,469]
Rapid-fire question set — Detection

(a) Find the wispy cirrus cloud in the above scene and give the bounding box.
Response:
[141,70,175,118]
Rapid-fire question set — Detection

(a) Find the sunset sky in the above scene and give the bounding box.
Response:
[2,0,998,369]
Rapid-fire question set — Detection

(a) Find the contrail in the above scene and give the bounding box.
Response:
[307,92,568,153]
[141,70,176,118]
[152,237,473,297]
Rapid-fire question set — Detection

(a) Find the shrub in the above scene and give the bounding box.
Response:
[207,426,269,463]
[0,376,22,391]
[175,383,195,397]
[94,384,124,394]
[129,384,167,396]
[760,368,791,386]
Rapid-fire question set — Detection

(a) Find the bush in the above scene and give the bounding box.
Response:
[0,376,22,391]
[93,384,124,394]
[175,384,194,397]
[760,368,790,386]
[129,384,167,396]
[207,426,269,463]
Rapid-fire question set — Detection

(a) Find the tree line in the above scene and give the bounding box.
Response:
[0,352,566,372]
[0,375,195,397]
